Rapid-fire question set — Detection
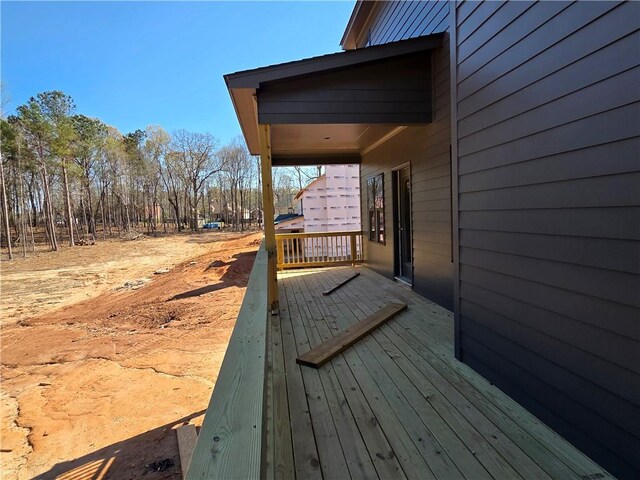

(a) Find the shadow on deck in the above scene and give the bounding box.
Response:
[265,266,610,480]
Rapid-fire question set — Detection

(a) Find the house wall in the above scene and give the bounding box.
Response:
[362,0,449,46]
[359,1,453,309]
[303,165,361,233]
[452,1,640,478]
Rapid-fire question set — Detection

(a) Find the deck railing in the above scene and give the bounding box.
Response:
[187,242,268,479]
[276,231,364,269]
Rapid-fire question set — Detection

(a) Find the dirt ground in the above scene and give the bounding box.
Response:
[0,230,263,479]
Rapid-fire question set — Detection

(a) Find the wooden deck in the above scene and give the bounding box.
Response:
[265,266,611,480]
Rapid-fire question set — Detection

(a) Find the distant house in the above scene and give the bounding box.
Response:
[274,213,304,233]
[295,164,361,233]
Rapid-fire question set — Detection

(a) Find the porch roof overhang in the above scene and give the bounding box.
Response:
[224,33,444,165]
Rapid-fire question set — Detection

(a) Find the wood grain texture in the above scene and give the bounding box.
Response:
[296,303,407,368]
[259,124,279,312]
[186,243,268,480]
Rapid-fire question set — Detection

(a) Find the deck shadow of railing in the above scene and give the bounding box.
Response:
[33,410,205,480]
[168,251,257,301]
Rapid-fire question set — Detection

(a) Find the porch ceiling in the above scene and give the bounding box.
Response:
[224,34,443,160]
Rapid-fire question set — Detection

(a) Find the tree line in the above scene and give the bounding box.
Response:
[0,90,317,259]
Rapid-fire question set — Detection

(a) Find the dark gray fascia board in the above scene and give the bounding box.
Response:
[224,33,444,89]
[340,0,376,50]
[272,153,361,167]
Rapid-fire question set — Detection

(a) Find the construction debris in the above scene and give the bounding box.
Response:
[322,272,360,296]
[297,303,408,368]
[117,278,151,290]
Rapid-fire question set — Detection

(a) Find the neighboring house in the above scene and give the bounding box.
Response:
[292,164,361,259]
[223,2,639,478]
[295,164,361,233]
[274,213,304,233]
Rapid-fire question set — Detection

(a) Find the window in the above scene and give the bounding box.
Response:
[367,174,385,244]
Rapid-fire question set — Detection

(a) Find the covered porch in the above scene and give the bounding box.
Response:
[187,33,611,479]
[223,34,445,314]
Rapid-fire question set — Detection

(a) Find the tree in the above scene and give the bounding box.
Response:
[0,120,14,258]
[171,130,222,230]
[16,93,63,250]
[71,115,107,239]
[219,138,252,230]
[144,125,170,232]
[37,91,77,246]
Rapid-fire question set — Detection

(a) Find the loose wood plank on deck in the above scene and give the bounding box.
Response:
[296,303,407,368]
[322,271,360,295]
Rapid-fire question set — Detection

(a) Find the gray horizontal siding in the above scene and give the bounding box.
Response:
[364,0,449,47]
[257,52,433,125]
[461,332,639,479]
[454,1,640,478]
[460,264,640,341]
[361,30,453,310]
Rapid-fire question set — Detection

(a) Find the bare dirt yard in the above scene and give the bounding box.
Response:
[0,230,263,479]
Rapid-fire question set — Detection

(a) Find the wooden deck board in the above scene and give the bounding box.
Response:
[269,266,612,480]
[269,311,295,479]
[289,274,380,479]
[324,269,556,479]
[296,272,407,479]
[278,293,323,479]
[317,271,494,480]
[329,267,596,479]
[305,271,439,479]
[284,276,352,480]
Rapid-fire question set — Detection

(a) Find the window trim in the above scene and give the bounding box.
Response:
[367,173,385,245]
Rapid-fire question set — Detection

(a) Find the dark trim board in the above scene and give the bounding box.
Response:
[256,51,434,126]
[449,0,461,360]
[225,34,444,88]
[272,154,361,167]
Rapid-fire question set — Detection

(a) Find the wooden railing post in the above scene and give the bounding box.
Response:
[350,232,357,266]
[277,237,284,271]
[258,124,278,313]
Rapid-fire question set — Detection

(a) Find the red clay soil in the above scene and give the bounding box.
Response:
[0,231,263,479]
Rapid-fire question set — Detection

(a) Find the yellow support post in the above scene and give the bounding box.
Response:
[258,124,279,313]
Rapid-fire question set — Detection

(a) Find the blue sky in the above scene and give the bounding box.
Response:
[1,1,355,143]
